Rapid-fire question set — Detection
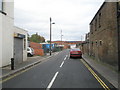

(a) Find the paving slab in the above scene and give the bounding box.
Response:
[82,54,118,88]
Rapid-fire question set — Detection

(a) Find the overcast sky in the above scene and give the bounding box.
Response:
[14,0,105,41]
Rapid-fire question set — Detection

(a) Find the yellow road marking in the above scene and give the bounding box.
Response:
[0,63,39,84]
[1,54,58,84]
[81,59,110,90]
[0,67,32,83]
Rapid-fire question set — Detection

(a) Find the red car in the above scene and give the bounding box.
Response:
[70,48,82,58]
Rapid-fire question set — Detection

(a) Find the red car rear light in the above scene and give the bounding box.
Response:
[77,51,82,54]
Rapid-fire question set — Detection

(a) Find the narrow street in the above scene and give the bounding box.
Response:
[2,50,115,89]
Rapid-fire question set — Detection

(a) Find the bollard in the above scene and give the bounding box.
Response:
[11,58,14,70]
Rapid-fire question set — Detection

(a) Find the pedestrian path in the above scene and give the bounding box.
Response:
[82,54,118,88]
[1,51,60,79]
[1,56,46,79]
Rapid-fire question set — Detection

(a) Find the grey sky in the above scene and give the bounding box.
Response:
[14,0,104,41]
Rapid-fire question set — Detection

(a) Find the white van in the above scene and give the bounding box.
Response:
[27,47,34,57]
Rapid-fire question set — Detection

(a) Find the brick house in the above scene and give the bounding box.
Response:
[83,2,120,71]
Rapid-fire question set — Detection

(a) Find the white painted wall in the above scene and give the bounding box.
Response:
[0,14,2,67]
[14,26,28,62]
[0,14,2,90]
[2,15,14,66]
[0,0,27,67]
[0,1,14,67]
[3,1,14,18]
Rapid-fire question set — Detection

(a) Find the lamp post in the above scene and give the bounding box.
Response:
[61,30,63,50]
[50,17,55,55]
[61,30,62,46]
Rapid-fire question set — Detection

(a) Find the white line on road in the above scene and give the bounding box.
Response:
[60,61,64,68]
[66,55,68,58]
[68,54,70,59]
[64,57,66,60]
[46,72,59,90]
[64,55,68,61]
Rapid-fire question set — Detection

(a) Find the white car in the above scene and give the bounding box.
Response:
[27,47,34,57]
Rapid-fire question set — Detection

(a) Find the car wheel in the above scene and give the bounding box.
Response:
[28,53,32,57]
[80,56,82,59]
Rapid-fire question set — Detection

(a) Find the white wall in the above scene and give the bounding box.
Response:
[0,1,14,67]
[0,14,2,90]
[0,0,28,67]
[2,14,14,67]
[3,0,14,18]
[14,26,28,62]
[0,14,2,67]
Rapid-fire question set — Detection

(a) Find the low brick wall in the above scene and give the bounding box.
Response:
[30,42,44,56]
[34,49,44,56]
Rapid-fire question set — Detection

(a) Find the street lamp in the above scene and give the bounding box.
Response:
[61,30,63,50]
[50,17,55,55]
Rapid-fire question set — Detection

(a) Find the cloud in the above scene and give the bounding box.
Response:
[14,0,104,41]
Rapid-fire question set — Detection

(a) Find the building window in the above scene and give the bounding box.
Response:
[99,13,101,28]
[99,40,102,46]
[96,41,98,46]
[24,38,26,50]
[95,18,97,31]
[0,0,3,11]
[91,41,93,46]
[90,24,93,34]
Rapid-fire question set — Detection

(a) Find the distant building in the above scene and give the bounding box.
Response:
[83,2,120,70]
[52,41,83,49]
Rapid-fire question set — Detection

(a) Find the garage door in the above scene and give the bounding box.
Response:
[14,38,23,66]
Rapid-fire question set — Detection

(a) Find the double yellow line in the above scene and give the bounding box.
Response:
[81,59,110,90]
[0,66,32,84]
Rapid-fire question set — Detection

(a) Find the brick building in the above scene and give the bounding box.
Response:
[118,2,120,71]
[52,41,82,49]
[83,2,120,70]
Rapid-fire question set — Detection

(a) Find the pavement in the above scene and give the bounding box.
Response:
[82,54,119,89]
[1,52,59,79]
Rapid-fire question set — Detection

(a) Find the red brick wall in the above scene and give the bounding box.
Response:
[34,49,44,56]
[30,42,42,49]
[30,42,44,56]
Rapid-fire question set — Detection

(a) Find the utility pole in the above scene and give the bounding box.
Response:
[50,17,52,56]
[61,30,63,50]
[61,30,62,46]
[49,17,55,56]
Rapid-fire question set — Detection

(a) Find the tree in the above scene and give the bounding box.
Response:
[47,40,50,43]
[29,33,45,43]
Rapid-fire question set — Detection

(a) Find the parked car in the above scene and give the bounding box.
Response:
[27,47,34,57]
[70,48,82,58]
